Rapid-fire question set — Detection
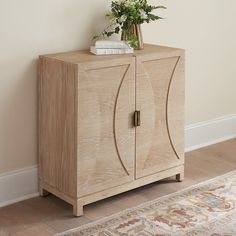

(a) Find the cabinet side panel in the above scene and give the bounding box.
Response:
[38,57,77,198]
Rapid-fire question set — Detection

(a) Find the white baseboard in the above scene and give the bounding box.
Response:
[185,114,236,152]
[0,114,236,207]
[0,165,39,207]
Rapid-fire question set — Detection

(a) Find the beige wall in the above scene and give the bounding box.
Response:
[0,0,236,174]
[145,0,236,124]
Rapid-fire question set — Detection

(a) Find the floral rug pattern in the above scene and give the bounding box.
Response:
[58,171,236,236]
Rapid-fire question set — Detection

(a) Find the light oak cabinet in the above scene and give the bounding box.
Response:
[38,44,185,216]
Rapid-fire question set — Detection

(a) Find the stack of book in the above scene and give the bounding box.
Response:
[90,40,134,55]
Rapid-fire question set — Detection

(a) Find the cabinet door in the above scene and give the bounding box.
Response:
[77,58,135,196]
[136,53,185,179]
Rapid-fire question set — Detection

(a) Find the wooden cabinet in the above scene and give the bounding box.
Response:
[38,44,185,216]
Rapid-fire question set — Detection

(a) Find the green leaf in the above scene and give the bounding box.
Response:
[106,31,114,37]
[92,0,166,41]
[115,26,120,34]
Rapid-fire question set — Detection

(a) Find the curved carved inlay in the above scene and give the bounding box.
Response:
[113,65,130,176]
[166,56,181,159]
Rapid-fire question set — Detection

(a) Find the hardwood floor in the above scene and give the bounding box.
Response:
[0,139,236,235]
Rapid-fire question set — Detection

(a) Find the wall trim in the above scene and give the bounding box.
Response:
[185,114,236,152]
[0,165,39,207]
[0,114,236,207]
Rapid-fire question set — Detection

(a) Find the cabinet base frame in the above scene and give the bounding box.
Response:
[40,165,184,217]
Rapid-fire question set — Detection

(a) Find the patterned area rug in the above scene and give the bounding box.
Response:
[58,171,236,236]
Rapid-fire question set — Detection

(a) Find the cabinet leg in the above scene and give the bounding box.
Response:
[39,186,49,197]
[73,200,83,217]
[176,171,184,182]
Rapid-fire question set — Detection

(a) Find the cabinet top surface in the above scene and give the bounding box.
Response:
[40,44,184,64]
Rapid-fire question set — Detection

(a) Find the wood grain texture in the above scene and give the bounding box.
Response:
[80,165,184,206]
[38,44,185,216]
[38,57,78,198]
[136,52,185,179]
[41,44,183,64]
[77,58,136,197]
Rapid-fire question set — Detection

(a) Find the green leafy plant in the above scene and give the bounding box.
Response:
[94,0,166,48]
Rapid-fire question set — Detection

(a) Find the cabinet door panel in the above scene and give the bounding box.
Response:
[136,55,185,179]
[77,59,135,196]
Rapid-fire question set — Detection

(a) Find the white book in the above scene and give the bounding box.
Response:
[90,46,134,55]
[95,40,131,49]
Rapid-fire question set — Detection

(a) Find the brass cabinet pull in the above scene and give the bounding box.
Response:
[134,110,141,127]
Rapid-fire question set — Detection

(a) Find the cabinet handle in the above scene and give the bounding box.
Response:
[134,110,141,127]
